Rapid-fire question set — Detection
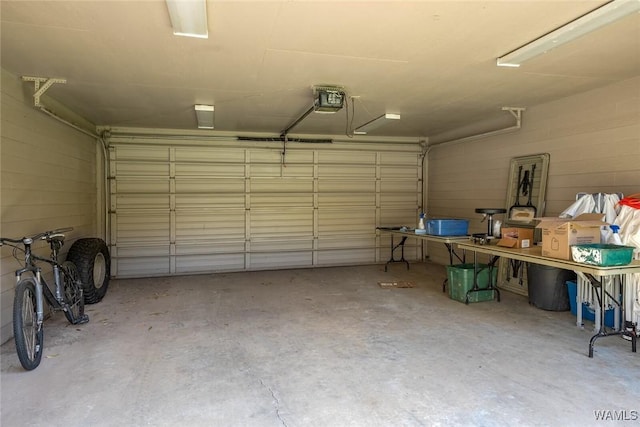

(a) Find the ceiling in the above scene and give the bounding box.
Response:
[1,1,639,141]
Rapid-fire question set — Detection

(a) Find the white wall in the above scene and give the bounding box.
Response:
[426,76,640,265]
[0,69,98,343]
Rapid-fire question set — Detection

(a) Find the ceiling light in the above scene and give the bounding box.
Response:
[497,0,640,67]
[354,113,401,135]
[195,104,214,129]
[165,0,209,39]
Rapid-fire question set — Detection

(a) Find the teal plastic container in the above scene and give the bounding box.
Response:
[570,244,634,266]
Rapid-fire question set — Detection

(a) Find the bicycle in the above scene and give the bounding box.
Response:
[0,228,89,370]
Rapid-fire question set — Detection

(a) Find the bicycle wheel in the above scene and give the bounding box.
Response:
[62,261,85,324]
[13,279,44,370]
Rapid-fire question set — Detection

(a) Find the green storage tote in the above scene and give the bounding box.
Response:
[446,263,497,303]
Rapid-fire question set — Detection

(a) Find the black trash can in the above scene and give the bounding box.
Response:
[526,263,575,311]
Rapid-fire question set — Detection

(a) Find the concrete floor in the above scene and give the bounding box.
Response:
[1,262,639,427]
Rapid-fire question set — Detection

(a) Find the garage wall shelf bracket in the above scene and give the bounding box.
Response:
[430,106,526,147]
[21,76,67,107]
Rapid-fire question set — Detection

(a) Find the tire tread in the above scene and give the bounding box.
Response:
[67,238,110,304]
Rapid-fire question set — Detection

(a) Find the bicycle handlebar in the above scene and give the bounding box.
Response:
[0,227,74,246]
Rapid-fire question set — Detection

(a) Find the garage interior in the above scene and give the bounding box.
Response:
[1,1,639,426]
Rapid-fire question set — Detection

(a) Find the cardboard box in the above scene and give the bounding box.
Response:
[535,213,605,260]
[497,227,534,249]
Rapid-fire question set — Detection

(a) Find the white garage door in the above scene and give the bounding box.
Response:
[108,136,422,277]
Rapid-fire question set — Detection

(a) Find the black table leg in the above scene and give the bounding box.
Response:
[443,243,467,292]
[384,235,410,272]
[465,252,500,304]
[585,273,636,358]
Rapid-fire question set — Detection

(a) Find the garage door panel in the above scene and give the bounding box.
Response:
[380,152,418,165]
[380,208,417,227]
[175,194,245,208]
[317,236,376,249]
[318,164,376,177]
[250,252,313,269]
[175,148,244,163]
[114,179,170,194]
[115,194,170,210]
[250,209,313,238]
[316,249,375,265]
[251,238,313,252]
[318,209,376,235]
[250,193,314,207]
[115,162,169,176]
[380,180,420,193]
[175,241,245,255]
[176,211,245,240]
[318,151,376,164]
[110,142,421,277]
[113,244,171,257]
[318,180,375,193]
[115,213,170,243]
[175,178,245,193]
[118,257,171,277]
[251,149,313,163]
[317,193,376,206]
[176,254,245,273]
[114,146,169,161]
[250,164,313,177]
[175,163,245,177]
[380,166,419,179]
[250,178,313,193]
[380,192,419,206]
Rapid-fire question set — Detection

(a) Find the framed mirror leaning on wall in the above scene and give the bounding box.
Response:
[503,153,550,228]
[498,153,550,296]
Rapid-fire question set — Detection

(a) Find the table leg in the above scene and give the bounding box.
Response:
[583,273,637,358]
[442,243,467,292]
[465,252,500,304]
[384,235,410,272]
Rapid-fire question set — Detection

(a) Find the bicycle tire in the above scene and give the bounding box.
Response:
[13,279,44,370]
[62,261,85,324]
[67,238,111,304]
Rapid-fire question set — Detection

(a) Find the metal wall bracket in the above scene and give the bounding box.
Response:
[502,106,525,123]
[21,76,67,107]
[430,106,526,147]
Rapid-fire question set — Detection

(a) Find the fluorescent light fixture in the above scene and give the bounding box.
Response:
[195,104,214,129]
[497,0,640,67]
[353,113,400,135]
[166,0,208,39]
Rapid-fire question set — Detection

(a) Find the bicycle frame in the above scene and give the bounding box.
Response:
[2,228,88,370]
[11,232,76,327]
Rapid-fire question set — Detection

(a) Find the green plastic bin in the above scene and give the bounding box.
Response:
[446,263,497,303]
[570,244,635,266]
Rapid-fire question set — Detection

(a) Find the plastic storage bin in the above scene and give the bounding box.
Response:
[526,264,574,311]
[446,263,496,303]
[427,219,469,236]
[566,280,616,327]
[570,243,635,266]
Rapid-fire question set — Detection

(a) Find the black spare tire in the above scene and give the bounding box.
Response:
[67,238,111,304]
